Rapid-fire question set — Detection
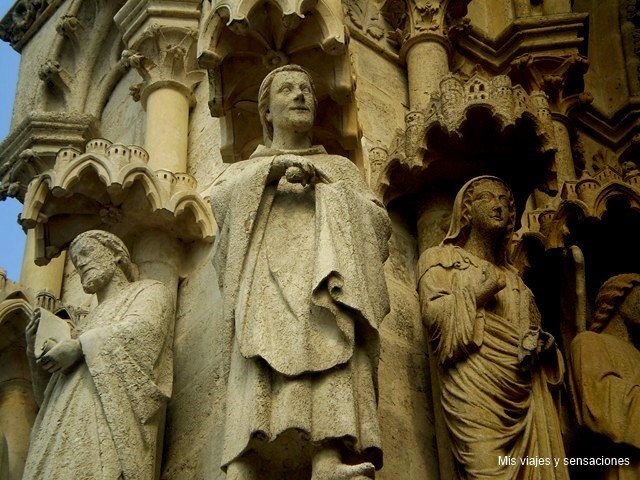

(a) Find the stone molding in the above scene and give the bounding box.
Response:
[20,138,216,266]
[0,112,98,202]
[455,13,589,71]
[0,0,65,51]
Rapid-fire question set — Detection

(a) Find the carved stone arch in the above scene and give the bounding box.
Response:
[198,0,357,162]
[58,155,113,192]
[116,169,163,211]
[593,181,640,217]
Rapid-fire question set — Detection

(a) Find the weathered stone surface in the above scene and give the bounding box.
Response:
[3,0,640,478]
[23,230,175,480]
[570,274,640,480]
[420,177,568,479]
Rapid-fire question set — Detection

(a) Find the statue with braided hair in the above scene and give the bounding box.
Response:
[209,65,390,479]
[23,230,174,480]
[419,176,568,479]
[570,273,640,480]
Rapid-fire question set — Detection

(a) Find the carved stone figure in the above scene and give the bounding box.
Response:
[209,65,391,479]
[570,274,640,479]
[419,176,568,479]
[23,230,174,480]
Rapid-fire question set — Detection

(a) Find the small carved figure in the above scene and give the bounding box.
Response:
[570,274,640,479]
[419,176,568,479]
[23,230,174,480]
[209,65,391,479]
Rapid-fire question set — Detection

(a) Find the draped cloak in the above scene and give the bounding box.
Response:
[420,245,568,480]
[209,145,391,469]
[570,331,640,480]
[23,280,174,480]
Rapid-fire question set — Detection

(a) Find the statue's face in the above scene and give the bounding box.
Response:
[266,70,315,135]
[70,238,118,294]
[469,181,511,235]
[621,286,640,330]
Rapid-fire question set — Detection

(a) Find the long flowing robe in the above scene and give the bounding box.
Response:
[420,245,568,480]
[570,331,640,480]
[23,280,174,480]
[209,145,390,470]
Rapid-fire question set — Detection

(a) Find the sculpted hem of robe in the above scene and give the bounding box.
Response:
[570,331,640,480]
[420,244,568,480]
[23,280,174,480]
[210,145,391,471]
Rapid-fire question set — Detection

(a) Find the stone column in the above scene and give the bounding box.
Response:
[552,114,576,184]
[144,86,190,173]
[401,34,451,111]
[20,230,65,298]
[115,0,204,175]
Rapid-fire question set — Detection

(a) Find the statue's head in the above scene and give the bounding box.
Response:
[443,176,516,265]
[591,273,640,333]
[258,64,318,144]
[69,230,136,294]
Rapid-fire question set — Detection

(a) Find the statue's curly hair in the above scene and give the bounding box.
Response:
[69,230,137,282]
[591,273,640,332]
[258,64,318,143]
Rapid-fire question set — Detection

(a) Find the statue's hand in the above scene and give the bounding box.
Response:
[25,308,41,357]
[272,154,317,186]
[475,265,506,306]
[38,339,82,374]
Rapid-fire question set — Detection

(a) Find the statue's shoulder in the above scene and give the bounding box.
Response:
[421,245,477,274]
[127,279,172,299]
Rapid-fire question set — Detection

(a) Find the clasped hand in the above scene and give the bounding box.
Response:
[271,154,317,187]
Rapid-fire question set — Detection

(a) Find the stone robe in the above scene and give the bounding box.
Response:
[420,245,568,480]
[23,280,174,480]
[210,145,390,469]
[570,331,640,480]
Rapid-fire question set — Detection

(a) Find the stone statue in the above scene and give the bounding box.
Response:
[570,274,640,479]
[209,64,391,479]
[419,176,568,479]
[23,230,174,480]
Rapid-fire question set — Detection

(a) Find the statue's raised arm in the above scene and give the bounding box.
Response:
[419,176,568,479]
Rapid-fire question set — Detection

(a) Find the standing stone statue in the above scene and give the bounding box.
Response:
[209,64,391,479]
[570,274,640,479]
[419,176,568,479]
[23,230,174,480]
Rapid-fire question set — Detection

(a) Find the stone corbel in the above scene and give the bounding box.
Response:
[55,14,83,48]
[38,60,72,94]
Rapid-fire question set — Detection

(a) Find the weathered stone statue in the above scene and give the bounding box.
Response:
[23,230,174,480]
[419,176,568,479]
[209,64,391,479]
[570,274,640,479]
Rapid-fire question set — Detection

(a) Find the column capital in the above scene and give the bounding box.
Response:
[115,0,205,105]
